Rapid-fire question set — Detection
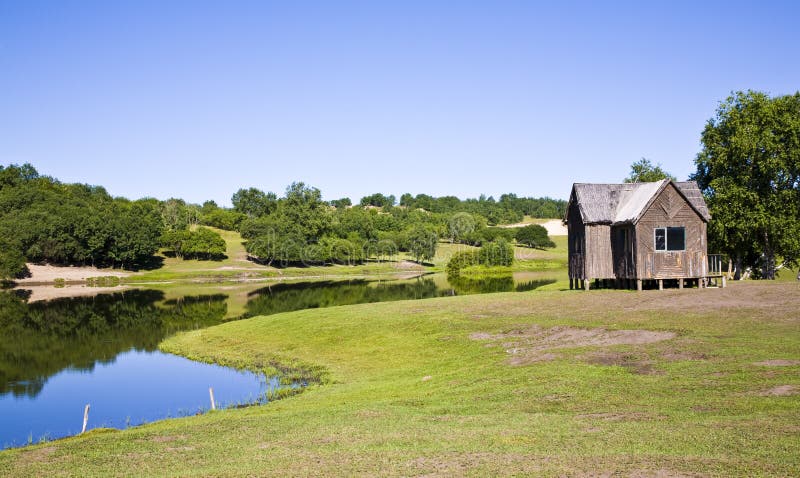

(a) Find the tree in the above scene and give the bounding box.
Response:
[359,193,395,208]
[478,239,514,267]
[624,158,676,183]
[407,227,438,264]
[447,212,476,243]
[692,90,800,279]
[330,197,352,209]
[515,224,556,249]
[0,237,26,281]
[231,188,277,218]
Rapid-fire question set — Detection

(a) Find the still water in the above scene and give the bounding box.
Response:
[0,273,557,448]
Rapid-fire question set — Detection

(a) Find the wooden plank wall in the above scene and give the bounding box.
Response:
[585,224,614,279]
[567,201,586,279]
[635,183,708,279]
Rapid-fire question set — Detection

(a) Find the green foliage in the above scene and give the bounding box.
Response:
[232,187,277,218]
[0,236,26,281]
[329,197,352,209]
[407,227,438,264]
[462,226,516,247]
[359,193,395,208]
[515,224,556,249]
[0,164,164,269]
[692,90,800,279]
[399,192,565,224]
[624,158,676,183]
[162,227,226,260]
[447,212,476,243]
[200,207,246,231]
[477,239,515,267]
[445,250,479,277]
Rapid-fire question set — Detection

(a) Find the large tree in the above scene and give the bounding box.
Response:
[624,158,676,183]
[692,90,800,279]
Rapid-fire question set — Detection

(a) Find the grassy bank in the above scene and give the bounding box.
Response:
[2,281,797,476]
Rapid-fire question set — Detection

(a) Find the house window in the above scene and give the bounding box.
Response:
[654,227,685,251]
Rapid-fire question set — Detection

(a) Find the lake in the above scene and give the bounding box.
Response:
[0,272,558,448]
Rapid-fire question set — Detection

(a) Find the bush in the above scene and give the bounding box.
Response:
[162,227,226,260]
[515,224,556,249]
[446,250,479,277]
[478,239,515,267]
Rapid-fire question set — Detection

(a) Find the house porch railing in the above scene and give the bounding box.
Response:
[708,254,725,277]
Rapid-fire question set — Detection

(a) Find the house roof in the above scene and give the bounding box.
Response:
[567,180,711,225]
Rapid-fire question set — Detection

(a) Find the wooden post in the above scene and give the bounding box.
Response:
[636,279,642,291]
[584,278,591,291]
[209,387,216,411]
[721,275,727,288]
[658,279,663,291]
[678,278,684,289]
[81,404,90,434]
[569,278,574,290]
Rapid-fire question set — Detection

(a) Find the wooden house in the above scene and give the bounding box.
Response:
[565,179,722,290]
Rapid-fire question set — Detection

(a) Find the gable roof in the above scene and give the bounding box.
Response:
[567,180,711,225]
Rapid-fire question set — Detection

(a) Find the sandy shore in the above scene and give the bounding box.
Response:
[500,219,567,236]
[14,263,131,285]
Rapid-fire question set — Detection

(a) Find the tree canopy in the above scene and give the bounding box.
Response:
[624,158,676,183]
[515,224,556,249]
[692,90,800,279]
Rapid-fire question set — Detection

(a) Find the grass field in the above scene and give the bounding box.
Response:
[2,281,797,476]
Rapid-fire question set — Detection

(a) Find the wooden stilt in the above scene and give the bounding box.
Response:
[658,279,663,291]
[636,279,642,291]
[721,276,727,288]
[585,278,591,291]
[678,278,683,289]
[569,278,574,290]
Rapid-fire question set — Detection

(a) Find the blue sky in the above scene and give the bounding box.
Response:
[1,1,798,206]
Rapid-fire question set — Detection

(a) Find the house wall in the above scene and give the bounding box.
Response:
[567,200,585,279]
[585,224,614,279]
[634,183,708,279]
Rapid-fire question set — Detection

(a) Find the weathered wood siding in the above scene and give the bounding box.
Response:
[611,225,636,278]
[567,200,585,279]
[584,224,614,279]
[635,183,708,279]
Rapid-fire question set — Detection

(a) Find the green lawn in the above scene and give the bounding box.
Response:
[3,281,798,476]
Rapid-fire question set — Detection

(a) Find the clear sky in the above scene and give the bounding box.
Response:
[1,1,798,206]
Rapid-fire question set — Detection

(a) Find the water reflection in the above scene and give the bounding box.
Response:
[243,278,443,317]
[0,290,227,398]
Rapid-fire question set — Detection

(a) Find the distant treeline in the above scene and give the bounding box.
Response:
[0,164,564,277]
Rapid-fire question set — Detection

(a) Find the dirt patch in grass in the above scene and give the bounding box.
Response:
[577,412,661,422]
[150,435,186,443]
[759,385,797,396]
[753,359,800,367]
[583,351,660,375]
[661,351,708,361]
[471,325,676,366]
[16,446,57,465]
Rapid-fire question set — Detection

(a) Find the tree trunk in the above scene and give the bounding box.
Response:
[762,231,775,280]
[734,256,743,280]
